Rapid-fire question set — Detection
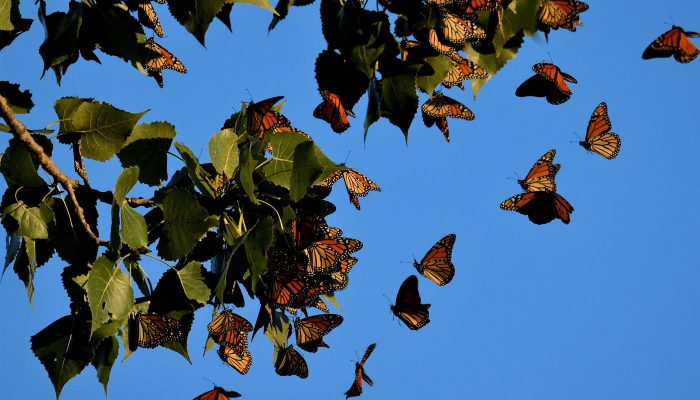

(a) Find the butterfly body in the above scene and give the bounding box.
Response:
[132,313,182,349]
[516,63,576,105]
[193,386,242,400]
[294,314,343,353]
[345,343,376,398]
[422,91,475,142]
[516,149,560,193]
[322,167,380,210]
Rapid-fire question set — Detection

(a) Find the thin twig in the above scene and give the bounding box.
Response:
[0,94,101,244]
[72,140,89,186]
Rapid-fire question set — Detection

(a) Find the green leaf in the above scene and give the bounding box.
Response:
[208,128,239,178]
[2,200,54,239]
[323,293,341,309]
[0,81,33,114]
[51,188,99,265]
[123,258,151,297]
[114,166,139,203]
[92,336,118,395]
[0,17,31,52]
[243,216,274,296]
[167,0,237,45]
[467,34,523,98]
[118,122,176,187]
[61,263,90,306]
[86,256,135,336]
[0,137,49,187]
[113,167,148,250]
[264,309,291,347]
[290,141,322,202]
[38,1,82,82]
[234,0,277,14]
[0,0,13,30]
[174,142,216,198]
[84,3,143,65]
[238,145,258,203]
[160,311,193,363]
[54,97,147,161]
[14,238,37,304]
[216,3,234,31]
[339,7,399,79]
[177,261,211,305]
[156,188,216,260]
[364,76,381,141]
[3,233,21,278]
[31,315,96,398]
[263,132,312,190]
[379,60,420,139]
[415,55,452,95]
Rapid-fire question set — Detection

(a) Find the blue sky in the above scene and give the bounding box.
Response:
[2,1,700,399]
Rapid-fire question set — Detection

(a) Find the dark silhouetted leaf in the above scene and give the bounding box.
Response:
[118,121,176,187]
[243,216,274,296]
[415,55,452,95]
[0,81,33,113]
[156,188,216,260]
[379,60,420,138]
[38,1,82,83]
[92,336,118,395]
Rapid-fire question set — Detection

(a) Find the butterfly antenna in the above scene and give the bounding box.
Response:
[245,88,255,102]
[546,51,554,63]
[569,131,582,143]
[342,151,351,166]
[203,377,217,386]
[382,294,393,306]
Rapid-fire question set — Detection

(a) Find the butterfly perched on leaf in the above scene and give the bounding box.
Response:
[193,386,242,400]
[516,63,576,105]
[321,167,381,210]
[218,344,253,375]
[246,96,284,136]
[439,9,487,46]
[413,234,456,286]
[642,25,700,63]
[313,90,354,133]
[303,238,363,273]
[208,310,253,352]
[500,191,574,225]
[579,102,621,159]
[131,313,182,349]
[421,91,475,142]
[517,149,560,193]
[126,1,163,37]
[345,343,376,398]
[391,275,431,330]
[294,314,343,352]
[274,344,309,378]
[442,54,488,89]
[538,0,589,39]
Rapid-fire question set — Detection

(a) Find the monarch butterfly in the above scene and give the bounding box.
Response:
[515,63,576,105]
[642,26,700,63]
[147,69,164,88]
[538,0,588,32]
[136,2,163,37]
[193,386,242,400]
[413,234,456,286]
[268,272,306,307]
[440,10,487,45]
[274,345,309,378]
[291,200,336,248]
[428,28,459,56]
[442,54,488,89]
[246,96,284,135]
[132,313,182,348]
[330,256,357,291]
[313,91,353,133]
[345,343,376,398]
[144,38,187,73]
[294,314,343,352]
[500,191,574,225]
[517,149,560,193]
[217,344,253,374]
[154,0,167,3]
[579,102,621,159]
[421,91,475,142]
[390,275,431,330]
[322,167,381,210]
[304,238,363,273]
[208,310,254,336]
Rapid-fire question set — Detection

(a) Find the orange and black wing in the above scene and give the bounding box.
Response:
[643,26,700,63]
[313,91,352,133]
[134,313,182,348]
[580,102,621,159]
[342,168,381,210]
[390,275,431,330]
[304,238,363,273]
[217,344,252,375]
[144,38,186,73]
[193,386,242,400]
[246,96,284,135]
[275,345,309,378]
[422,92,475,142]
[208,310,253,336]
[518,149,560,192]
[500,191,573,225]
[294,314,343,352]
[414,234,456,286]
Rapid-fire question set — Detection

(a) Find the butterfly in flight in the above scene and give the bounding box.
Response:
[517,149,560,193]
[131,313,182,349]
[313,90,354,133]
[294,314,343,352]
[218,344,253,375]
[322,167,381,210]
[516,63,576,105]
[390,275,431,330]
[421,91,475,142]
[193,386,242,400]
[500,191,574,225]
[345,343,377,398]
[642,26,700,63]
[413,234,456,286]
[579,102,621,159]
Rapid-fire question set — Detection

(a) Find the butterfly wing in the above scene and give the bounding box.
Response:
[217,345,253,375]
[500,192,573,225]
[313,91,351,133]
[518,149,559,192]
[304,238,363,273]
[246,96,284,135]
[294,314,343,352]
[144,38,186,73]
[193,386,242,400]
[135,313,182,348]
[414,234,456,286]
[533,63,573,105]
[274,345,309,378]
[391,275,431,330]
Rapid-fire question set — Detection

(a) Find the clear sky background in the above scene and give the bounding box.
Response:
[2,1,700,399]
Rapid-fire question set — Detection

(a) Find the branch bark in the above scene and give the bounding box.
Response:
[0,94,102,244]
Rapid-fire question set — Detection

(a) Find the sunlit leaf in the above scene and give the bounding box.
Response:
[1,200,54,239]
[156,188,216,260]
[86,256,135,336]
[243,216,274,296]
[415,55,452,95]
[209,128,239,178]
[176,261,211,305]
[174,142,216,198]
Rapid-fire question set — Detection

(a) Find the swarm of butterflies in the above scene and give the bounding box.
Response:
[123,1,700,398]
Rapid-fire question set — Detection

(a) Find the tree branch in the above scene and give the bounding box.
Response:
[72,140,89,186]
[0,94,102,245]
